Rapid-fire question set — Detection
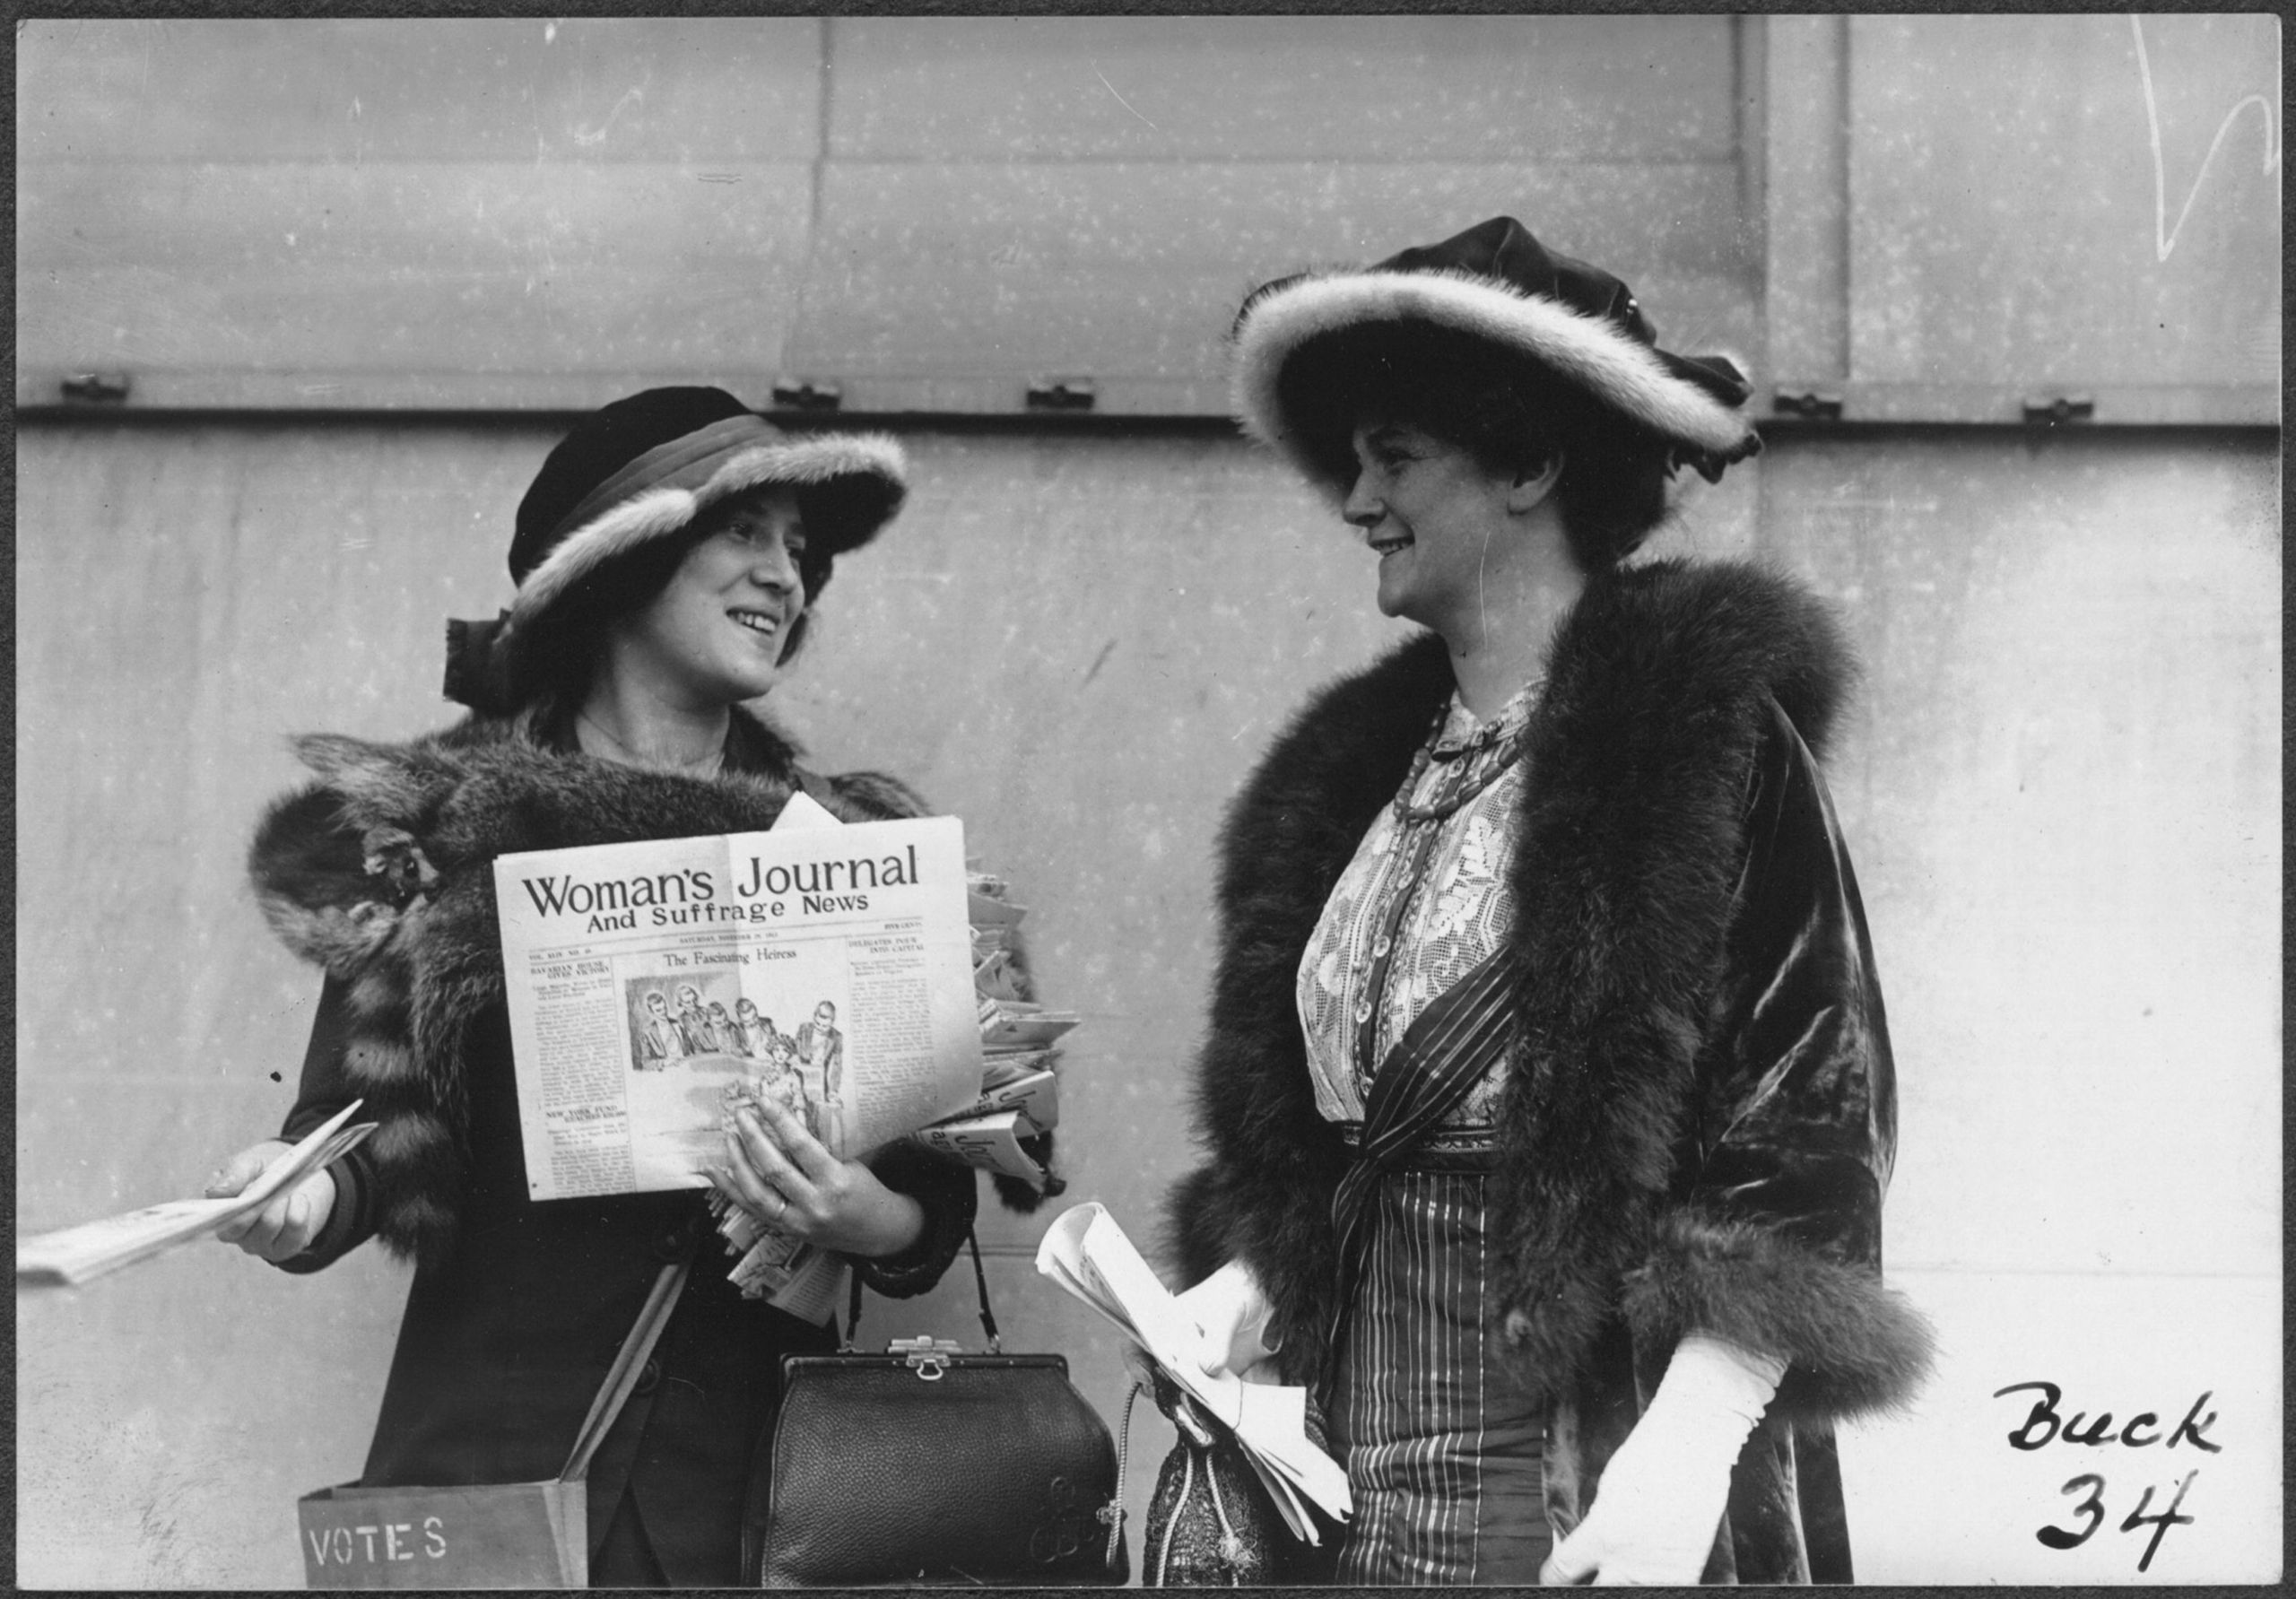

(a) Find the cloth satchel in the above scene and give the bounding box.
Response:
[299,1257,690,1589]
[1137,1369,1284,1586]
[1135,1367,1340,1587]
[750,1233,1128,1587]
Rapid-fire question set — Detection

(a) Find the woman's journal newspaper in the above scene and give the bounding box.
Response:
[17,1100,376,1287]
[1035,1203,1352,1542]
[492,804,985,1196]
[492,794,990,1322]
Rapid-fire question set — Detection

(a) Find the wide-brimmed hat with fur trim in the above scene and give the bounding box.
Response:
[1231,216,1761,493]
[445,386,906,708]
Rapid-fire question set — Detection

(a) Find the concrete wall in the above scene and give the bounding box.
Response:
[17,14,2281,1588]
[16,419,2277,1586]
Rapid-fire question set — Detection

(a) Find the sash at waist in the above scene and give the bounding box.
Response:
[1334,1121,1501,1172]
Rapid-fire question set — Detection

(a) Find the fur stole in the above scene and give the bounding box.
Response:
[1170,559,1930,1421]
[248,708,957,1262]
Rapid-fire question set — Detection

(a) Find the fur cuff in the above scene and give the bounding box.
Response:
[1622,1211,1935,1422]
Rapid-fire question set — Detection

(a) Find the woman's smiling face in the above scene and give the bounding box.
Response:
[610,486,807,708]
[1341,420,1519,636]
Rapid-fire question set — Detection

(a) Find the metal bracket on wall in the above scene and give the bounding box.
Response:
[1771,389,1844,421]
[770,380,843,412]
[2021,395,2095,426]
[60,371,132,404]
[1025,378,1096,413]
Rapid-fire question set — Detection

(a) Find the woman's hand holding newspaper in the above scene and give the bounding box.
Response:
[713,1093,925,1259]
[1172,1257,1282,1379]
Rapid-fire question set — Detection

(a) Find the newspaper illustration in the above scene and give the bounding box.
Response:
[494,811,986,1203]
[1035,1202,1352,1543]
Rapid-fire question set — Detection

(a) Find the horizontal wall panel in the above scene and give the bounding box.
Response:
[829,16,1738,162]
[16,17,1754,415]
[18,18,823,164]
[1846,14,2279,399]
[23,18,2272,421]
[20,162,813,394]
[786,161,1754,413]
[1753,430,2280,1282]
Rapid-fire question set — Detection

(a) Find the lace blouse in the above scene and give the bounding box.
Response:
[1296,678,1541,1129]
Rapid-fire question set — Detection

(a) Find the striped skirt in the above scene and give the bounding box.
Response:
[1328,1161,1552,1586]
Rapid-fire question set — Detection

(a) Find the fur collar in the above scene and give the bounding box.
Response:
[247,707,913,1260]
[1172,559,1855,1397]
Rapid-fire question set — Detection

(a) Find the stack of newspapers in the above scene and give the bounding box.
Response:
[905,871,1077,1191]
[1036,1203,1353,1543]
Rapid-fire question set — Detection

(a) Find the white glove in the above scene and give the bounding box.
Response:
[1171,1258,1282,1378]
[1541,1333,1785,1586]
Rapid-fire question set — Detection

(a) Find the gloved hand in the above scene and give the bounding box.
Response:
[1540,1333,1786,1586]
[1171,1257,1282,1378]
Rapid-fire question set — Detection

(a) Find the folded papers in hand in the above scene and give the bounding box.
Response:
[1034,1202,1352,1543]
[17,1100,376,1288]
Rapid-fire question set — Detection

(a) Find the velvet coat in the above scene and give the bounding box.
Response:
[252,708,978,1586]
[1166,560,1932,1584]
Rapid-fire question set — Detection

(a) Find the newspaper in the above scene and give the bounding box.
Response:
[910,1109,1050,1184]
[899,873,1076,1194]
[493,808,986,1202]
[1035,1203,1352,1543]
[18,1101,376,1288]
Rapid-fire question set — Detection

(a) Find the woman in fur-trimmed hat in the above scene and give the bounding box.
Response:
[202,387,983,1586]
[1164,219,1931,1585]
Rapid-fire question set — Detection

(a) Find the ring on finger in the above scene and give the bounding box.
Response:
[763,1187,788,1220]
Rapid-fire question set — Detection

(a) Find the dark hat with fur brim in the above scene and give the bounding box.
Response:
[502,386,905,647]
[447,387,906,708]
[1231,216,1761,492]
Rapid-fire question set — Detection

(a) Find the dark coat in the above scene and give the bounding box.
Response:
[1165,561,1933,1584]
[254,708,978,1586]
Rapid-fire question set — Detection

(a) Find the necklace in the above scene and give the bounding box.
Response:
[1389,686,1539,824]
[577,709,727,778]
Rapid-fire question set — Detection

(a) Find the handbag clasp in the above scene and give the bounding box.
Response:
[888,1334,965,1379]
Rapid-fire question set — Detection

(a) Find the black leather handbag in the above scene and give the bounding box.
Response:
[749,1234,1128,1587]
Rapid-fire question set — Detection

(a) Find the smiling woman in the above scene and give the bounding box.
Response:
[196,387,985,1586]
[1166,219,1931,1586]
[584,486,811,743]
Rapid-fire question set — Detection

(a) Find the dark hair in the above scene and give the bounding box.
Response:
[509,486,839,731]
[1278,323,1675,571]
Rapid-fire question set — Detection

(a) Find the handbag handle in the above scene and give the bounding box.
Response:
[841,1227,1001,1354]
[560,1256,691,1482]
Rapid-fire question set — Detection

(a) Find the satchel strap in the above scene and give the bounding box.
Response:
[965,1229,1002,1351]
[560,1256,691,1482]
[841,1226,1001,1354]
[1106,1380,1142,1573]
